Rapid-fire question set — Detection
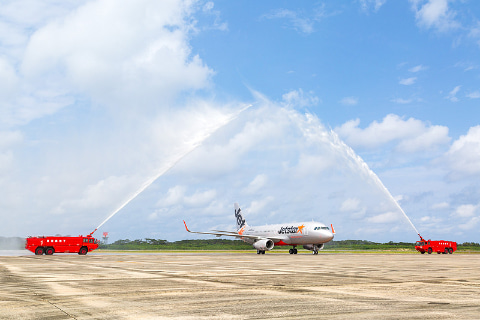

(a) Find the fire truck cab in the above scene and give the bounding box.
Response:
[415,237,457,254]
[25,235,99,255]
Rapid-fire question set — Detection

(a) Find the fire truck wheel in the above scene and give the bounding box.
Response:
[448,248,453,254]
[78,247,88,255]
[45,247,54,255]
[427,248,432,254]
[35,247,44,255]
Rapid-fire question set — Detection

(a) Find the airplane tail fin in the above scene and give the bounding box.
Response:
[234,203,247,231]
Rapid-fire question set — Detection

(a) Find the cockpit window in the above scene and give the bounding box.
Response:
[314,226,330,231]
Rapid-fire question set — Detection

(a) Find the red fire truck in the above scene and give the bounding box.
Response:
[415,235,457,254]
[25,234,99,255]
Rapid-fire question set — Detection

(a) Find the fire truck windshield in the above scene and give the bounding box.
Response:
[416,241,424,246]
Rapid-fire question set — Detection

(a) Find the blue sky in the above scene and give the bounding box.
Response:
[1,0,480,244]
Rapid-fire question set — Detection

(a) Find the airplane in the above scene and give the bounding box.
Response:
[183,203,335,255]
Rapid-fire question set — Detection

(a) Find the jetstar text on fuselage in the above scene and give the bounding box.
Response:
[278,224,305,235]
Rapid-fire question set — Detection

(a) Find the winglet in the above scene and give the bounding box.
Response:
[331,224,336,234]
[183,220,191,233]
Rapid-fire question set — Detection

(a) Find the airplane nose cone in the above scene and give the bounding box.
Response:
[319,230,334,242]
[326,232,334,241]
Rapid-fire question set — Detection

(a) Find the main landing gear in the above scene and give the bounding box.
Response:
[289,247,298,254]
[257,250,266,254]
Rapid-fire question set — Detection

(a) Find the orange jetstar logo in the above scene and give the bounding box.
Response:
[238,226,246,235]
[297,224,305,234]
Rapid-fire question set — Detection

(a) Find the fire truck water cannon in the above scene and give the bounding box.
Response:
[414,233,457,255]
[25,233,100,256]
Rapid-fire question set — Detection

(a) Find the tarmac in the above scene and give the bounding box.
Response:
[1,251,479,319]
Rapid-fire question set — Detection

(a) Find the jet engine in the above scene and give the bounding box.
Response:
[303,244,324,251]
[253,239,274,251]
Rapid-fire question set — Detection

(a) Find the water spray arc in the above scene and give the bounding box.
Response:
[90,104,252,236]
[285,110,421,239]
[328,129,421,238]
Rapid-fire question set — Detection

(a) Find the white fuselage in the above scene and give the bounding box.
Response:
[239,221,334,246]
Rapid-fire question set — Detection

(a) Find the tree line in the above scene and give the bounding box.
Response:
[0,237,478,251]
[99,238,480,251]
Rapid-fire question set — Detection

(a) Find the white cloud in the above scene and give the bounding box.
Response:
[445,85,461,102]
[0,0,214,128]
[21,0,213,112]
[409,64,427,72]
[453,204,478,218]
[262,4,332,35]
[0,0,248,238]
[53,175,138,214]
[455,61,478,72]
[201,1,228,31]
[263,9,315,34]
[444,125,480,179]
[0,57,19,99]
[359,0,387,13]
[335,114,450,152]
[340,198,360,212]
[0,131,23,173]
[410,0,459,32]
[459,216,480,230]
[367,211,400,223]
[0,131,23,148]
[466,91,480,99]
[161,186,187,207]
[396,125,450,153]
[431,202,449,210]
[282,89,320,108]
[293,153,335,177]
[184,189,217,207]
[468,20,480,48]
[178,106,294,178]
[248,196,275,216]
[340,97,359,106]
[244,174,268,194]
[399,77,417,85]
[391,98,413,104]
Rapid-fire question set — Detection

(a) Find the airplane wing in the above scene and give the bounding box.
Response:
[183,221,285,242]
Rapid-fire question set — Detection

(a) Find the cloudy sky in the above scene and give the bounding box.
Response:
[1,0,480,243]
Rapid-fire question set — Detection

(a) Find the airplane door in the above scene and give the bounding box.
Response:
[304,226,308,236]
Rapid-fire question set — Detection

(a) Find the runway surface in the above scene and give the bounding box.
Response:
[1,252,479,319]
